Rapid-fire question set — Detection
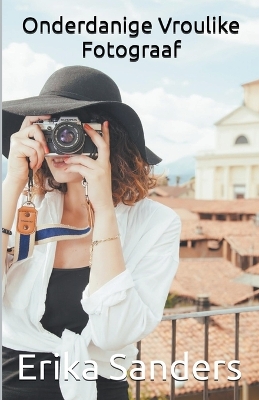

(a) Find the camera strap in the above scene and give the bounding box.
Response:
[12,165,93,263]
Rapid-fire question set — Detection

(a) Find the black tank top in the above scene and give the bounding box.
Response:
[2,267,128,400]
[40,266,90,337]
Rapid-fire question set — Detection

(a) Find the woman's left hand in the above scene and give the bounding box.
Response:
[63,121,113,212]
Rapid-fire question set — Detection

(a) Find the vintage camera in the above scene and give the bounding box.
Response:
[34,116,102,157]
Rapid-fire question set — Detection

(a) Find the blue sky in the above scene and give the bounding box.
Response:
[2,0,259,164]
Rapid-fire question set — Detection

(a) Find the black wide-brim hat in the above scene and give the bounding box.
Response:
[2,65,161,164]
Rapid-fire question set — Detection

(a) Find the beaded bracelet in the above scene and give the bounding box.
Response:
[2,228,12,235]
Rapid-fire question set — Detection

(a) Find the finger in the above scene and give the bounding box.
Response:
[18,138,46,168]
[15,124,49,154]
[11,138,45,169]
[64,164,91,177]
[83,123,109,162]
[64,155,96,169]
[20,115,51,130]
[14,144,39,170]
[101,121,110,147]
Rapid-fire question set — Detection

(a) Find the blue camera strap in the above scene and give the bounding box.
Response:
[12,168,94,264]
[13,223,92,263]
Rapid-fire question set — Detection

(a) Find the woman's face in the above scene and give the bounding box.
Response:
[45,156,82,184]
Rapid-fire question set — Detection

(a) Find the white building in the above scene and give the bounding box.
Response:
[195,79,259,200]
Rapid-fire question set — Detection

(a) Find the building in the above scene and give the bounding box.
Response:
[195,79,259,200]
[149,177,195,199]
[170,258,257,307]
[129,312,259,400]
[148,197,259,222]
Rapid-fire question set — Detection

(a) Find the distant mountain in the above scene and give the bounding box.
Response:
[155,155,195,185]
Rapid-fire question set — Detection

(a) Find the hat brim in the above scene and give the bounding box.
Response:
[2,95,162,165]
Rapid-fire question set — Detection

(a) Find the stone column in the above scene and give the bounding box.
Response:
[223,166,230,199]
[245,165,252,198]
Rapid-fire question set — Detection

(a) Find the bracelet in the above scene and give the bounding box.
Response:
[2,227,12,235]
[89,234,120,267]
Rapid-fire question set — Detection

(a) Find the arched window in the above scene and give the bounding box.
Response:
[235,135,249,145]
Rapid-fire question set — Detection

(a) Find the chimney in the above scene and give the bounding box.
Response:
[254,213,259,227]
[195,225,203,235]
[196,294,210,324]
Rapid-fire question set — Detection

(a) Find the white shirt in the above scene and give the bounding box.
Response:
[2,190,181,400]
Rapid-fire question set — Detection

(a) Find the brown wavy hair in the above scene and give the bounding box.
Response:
[33,107,156,206]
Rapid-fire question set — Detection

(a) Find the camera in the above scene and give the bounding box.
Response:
[34,116,102,157]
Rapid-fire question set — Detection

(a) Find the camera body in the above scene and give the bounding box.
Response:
[34,116,102,157]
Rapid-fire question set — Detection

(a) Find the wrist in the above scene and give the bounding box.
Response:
[3,176,26,195]
[93,201,115,215]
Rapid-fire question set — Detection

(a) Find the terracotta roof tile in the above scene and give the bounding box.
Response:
[149,197,259,214]
[170,258,253,306]
[181,220,259,241]
[129,311,259,397]
[174,208,199,221]
[225,235,259,256]
[150,185,189,198]
[148,187,170,197]
[235,288,259,304]
[246,263,259,275]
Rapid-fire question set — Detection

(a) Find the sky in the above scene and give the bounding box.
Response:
[2,0,259,165]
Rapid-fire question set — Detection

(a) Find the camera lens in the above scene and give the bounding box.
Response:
[59,129,75,144]
[52,122,85,154]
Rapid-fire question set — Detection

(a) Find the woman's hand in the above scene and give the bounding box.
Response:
[63,121,113,212]
[6,115,50,188]
[63,121,126,293]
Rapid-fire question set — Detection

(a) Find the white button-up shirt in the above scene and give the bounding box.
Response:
[2,190,181,400]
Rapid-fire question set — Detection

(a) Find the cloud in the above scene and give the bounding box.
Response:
[233,0,259,7]
[212,18,259,46]
[3,43,63,100]
[2,43,235,164]
[15,0,145,20]
[161,78,189,86]
[122,88,234,162]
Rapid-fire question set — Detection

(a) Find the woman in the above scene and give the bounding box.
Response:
[2,66,181,400]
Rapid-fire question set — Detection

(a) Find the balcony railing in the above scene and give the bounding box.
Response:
[135,305,259,400]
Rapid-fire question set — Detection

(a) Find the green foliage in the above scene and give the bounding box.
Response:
[165,293,195,308]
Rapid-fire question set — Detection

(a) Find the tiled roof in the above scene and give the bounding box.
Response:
[149,197,259,214]
[225,235,259,256]
[174,208,199,221]
[180,220,259,241]
[129,311,259,397]
[170,258,253,306]
[246,263,259,275]
[148,187,170,197]
[235,288,259,304]
[149,185,190,198]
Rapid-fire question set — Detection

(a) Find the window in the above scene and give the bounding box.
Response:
[235,135,249,144]
[233,185,246,199]
[200,213,212,220]
[216,214,226,221]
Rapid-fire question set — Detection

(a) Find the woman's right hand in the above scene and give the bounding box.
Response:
[6,115,50,187]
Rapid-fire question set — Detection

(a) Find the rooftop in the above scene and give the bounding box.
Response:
[180,220,258,241]
[225,234,259,256]
[149,185,191,198]
[149,197,259,215]
[246,263,259,275]
[130,311,259,397]
[170,258,254,306]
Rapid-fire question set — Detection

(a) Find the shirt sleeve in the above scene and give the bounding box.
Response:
[81,207,181,351]
[2,227,16,298]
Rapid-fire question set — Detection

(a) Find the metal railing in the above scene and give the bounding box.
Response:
[135,305,259,400]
